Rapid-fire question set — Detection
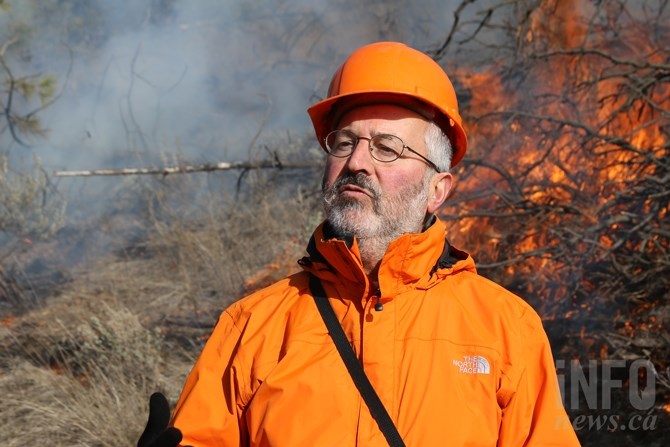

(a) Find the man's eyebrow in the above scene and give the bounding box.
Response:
[342,128,401,138]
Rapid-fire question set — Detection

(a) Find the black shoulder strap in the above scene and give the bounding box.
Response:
[308,275,406,447]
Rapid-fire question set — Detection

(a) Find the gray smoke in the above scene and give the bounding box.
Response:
[1,0,462,173]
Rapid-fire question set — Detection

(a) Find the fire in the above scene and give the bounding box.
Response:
[438,0,669,362]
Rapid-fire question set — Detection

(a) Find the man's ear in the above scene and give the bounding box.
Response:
[426,172,454,214]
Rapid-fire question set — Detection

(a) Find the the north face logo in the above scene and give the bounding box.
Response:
[453,355,490,374]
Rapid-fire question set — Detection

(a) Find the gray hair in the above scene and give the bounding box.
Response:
[424,122,452,173]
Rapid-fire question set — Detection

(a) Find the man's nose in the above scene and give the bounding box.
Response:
[345,137,374,174]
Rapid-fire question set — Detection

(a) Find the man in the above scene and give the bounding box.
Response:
[138,42,580,446]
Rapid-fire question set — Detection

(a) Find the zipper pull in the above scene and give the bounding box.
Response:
[373,289,383,312]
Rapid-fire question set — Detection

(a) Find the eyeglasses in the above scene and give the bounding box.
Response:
[324,129,441,173]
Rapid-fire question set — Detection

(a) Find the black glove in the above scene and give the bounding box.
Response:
[137,392,183,447]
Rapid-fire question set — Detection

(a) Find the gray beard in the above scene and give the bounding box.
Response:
[322,172,431,271]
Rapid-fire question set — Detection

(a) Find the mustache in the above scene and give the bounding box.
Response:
[328,173,380,199]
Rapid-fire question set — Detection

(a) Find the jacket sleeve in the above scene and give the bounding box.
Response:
[170,308,250,447]
[497,309,581,446]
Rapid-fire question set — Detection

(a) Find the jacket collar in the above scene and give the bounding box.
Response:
[300,217,475,300]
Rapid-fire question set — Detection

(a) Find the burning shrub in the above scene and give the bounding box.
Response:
[438,0,669,441]
[440,0,669,359]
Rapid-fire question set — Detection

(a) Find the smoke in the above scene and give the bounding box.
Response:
[0,0,475,242]
[0,0,462,173]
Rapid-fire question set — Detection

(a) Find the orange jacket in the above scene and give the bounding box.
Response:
[171,218,580,446]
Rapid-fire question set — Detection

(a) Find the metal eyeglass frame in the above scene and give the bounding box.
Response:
[324,129,441,173]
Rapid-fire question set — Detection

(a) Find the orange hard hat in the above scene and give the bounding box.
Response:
[308,42,467,167]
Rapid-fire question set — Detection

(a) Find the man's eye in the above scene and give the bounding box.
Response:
[373,136,401,156]
[333,140,354,151]
[375,144,399,157]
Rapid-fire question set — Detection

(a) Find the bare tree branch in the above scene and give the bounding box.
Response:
[53,160,321,177]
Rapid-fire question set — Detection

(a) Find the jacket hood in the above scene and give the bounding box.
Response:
[298,217,476,302]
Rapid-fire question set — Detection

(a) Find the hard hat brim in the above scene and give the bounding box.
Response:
[308,91,467,168]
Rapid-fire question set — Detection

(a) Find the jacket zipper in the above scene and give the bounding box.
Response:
[372,288,383,312]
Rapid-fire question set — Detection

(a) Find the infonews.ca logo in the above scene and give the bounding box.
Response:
[555,359,661,432]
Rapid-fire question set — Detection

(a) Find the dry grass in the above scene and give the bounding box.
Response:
[0,303,186,446]
[0,137,324,445]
